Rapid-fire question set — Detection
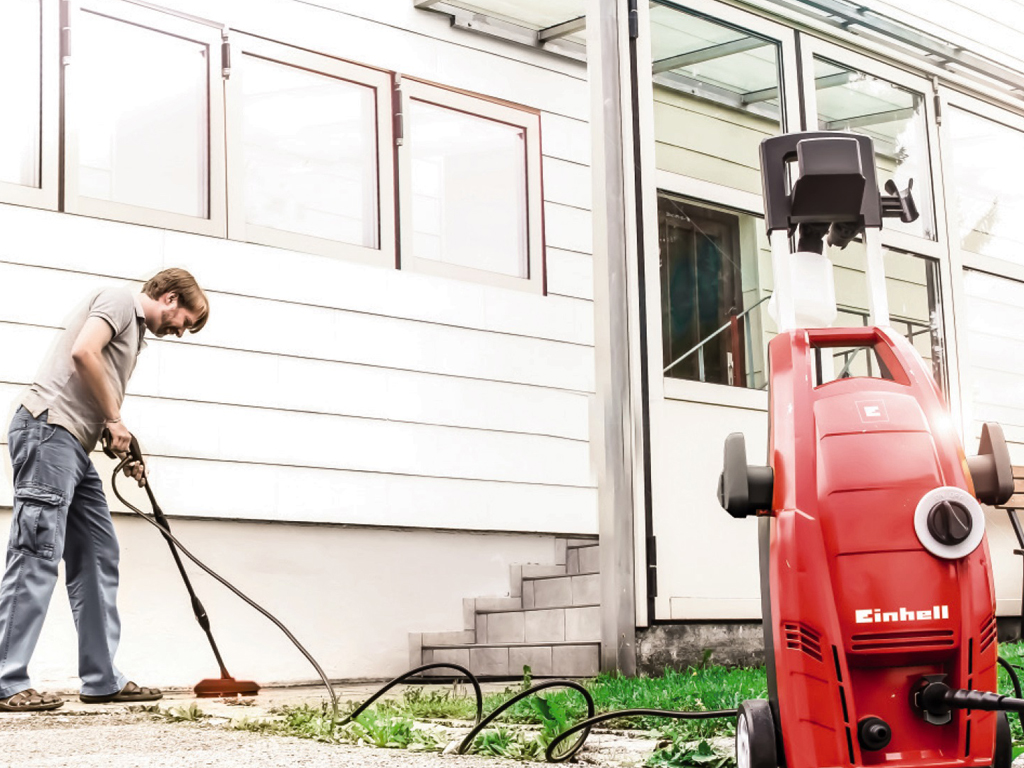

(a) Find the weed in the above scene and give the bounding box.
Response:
[158,702,208,722]
[648,739,734,768]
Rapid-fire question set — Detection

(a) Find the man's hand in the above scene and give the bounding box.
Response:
[119,456,147,488]
[106,419,132,454]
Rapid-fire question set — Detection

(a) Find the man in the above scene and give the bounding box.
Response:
[0,268,209,711]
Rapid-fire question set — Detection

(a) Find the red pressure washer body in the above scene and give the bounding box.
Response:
[765,324,997,768]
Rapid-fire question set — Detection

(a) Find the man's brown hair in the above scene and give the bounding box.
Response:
[142,268,209,332]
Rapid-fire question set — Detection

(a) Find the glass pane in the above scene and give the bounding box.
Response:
[947,108,1024,268]
[830,241,945,388]
[0,0,41,187]
[658,194,946,391]
[241,56,379,247]
[659,195,772,389]
[813,58,934,240]
[650,5,783,196]
[962,270,1024,464]
[76,12,208,217]
[409,100,528,278]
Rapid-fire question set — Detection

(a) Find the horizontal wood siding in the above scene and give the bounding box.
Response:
[0,0,597,534]
[653,86,777,196]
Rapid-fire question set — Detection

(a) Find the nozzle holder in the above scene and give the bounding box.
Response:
[967,422,1014,506]
[718,433,773,519]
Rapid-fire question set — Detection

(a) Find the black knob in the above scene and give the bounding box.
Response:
[858,716,892,751]
[927,500,973,545]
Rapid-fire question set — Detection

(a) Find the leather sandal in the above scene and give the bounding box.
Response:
[0,688,64,712]
[79,681,163,703]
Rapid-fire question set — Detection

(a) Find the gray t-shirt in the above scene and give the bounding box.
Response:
[22,287,147,452]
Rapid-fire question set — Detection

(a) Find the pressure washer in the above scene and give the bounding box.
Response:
[718,131,1019,768]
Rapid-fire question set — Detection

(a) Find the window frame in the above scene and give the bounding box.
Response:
[798,37,947,261]
[63,0,226,236]
[640,0,800,409]
[224,33,397,267]
[396,77,545,294]
[0,0,59,210]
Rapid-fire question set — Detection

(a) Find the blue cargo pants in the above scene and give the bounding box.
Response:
[0,407,128,698]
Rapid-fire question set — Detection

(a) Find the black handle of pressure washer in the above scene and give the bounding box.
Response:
[101,428,230,677]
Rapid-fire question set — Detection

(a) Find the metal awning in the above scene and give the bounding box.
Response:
[413,0,1024,101]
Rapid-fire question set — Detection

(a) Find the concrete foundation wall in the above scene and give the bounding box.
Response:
[636,622,765,674]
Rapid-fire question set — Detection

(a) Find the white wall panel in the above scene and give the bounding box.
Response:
[104,457,598,533]
[0,324,590,440]
[0,214,593,347]
[546,249,595,301]
[541,113,592,166]
[122,397,592,486]
[542,157,592,211]
[544,202,594,255]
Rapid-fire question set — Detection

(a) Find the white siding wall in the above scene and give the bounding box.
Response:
[0,0,597,685]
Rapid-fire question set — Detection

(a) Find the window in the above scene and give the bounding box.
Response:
[946,107,1024,271]
[659,195,771,389]
[0,0,57,209]
[63,0,225,235]
[397,78,544,292]
[225,35,396,265]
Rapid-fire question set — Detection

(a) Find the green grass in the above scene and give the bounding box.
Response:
[210,647,1024,765]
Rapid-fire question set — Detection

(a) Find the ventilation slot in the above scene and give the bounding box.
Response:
[784,622,823,662]
[850,628,954,652]
[979,614,997,653]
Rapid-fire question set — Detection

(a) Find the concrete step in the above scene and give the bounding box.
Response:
[475,605,600,644]
[468,596,523,616]
[421,642,600,678]
[418,629,476,646]
[566,543,599,575]
[564,538,599,549]
[522,573,600,609]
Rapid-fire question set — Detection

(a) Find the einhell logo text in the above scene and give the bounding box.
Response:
[855,605,950,624]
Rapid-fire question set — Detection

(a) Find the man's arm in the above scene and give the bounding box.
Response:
[70,316,134,456]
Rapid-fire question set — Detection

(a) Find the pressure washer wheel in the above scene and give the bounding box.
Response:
[736,699,777,768]
[993,711,1011,768]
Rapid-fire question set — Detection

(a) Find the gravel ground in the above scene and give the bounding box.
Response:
[0,710,546,768]
[0,699,662,768]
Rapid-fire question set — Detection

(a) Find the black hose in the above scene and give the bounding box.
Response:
[339,663,483,726]
[456,679,595,762]
[109,457,340,717]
